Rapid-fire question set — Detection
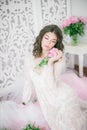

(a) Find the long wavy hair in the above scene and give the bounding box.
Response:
[33,24,64,58]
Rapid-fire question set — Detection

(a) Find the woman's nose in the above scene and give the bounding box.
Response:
[47,40,51,44]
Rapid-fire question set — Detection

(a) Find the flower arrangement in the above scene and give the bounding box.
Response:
[61,16,87,45]
[34,48,59,74]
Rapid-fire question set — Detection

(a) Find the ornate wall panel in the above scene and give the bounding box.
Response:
[0,0,35,88]
[41,0,70,26]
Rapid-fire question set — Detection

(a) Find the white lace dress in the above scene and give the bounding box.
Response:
[22,53,87,130]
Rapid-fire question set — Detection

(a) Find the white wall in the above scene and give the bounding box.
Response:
[70,0,87,66]
[71,0,87,17]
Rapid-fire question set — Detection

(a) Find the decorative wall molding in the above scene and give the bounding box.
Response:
[41,0,70,26]
[0,0,35,88]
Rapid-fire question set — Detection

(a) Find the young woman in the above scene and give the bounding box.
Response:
[22,24,87,130]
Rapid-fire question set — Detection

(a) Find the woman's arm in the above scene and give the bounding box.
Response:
[54,56,66,83]
[42,50,64,87]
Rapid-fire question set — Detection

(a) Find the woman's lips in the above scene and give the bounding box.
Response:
[45,45,49,48]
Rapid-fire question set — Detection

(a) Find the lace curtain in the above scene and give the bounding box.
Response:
[0,0,70,89]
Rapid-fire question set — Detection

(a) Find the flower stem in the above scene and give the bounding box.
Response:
[38,57,50,67]
[72,34,78,45]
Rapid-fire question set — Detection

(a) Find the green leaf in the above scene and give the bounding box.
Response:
[22,122,40,130]
[38,57,50,67]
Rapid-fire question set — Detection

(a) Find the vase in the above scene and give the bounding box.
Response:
[71,34,78,46]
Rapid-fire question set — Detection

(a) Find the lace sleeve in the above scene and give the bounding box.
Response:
[54,56,66,82]
[38,56,66,89]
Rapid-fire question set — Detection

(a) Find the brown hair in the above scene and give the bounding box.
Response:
[33,24,64,57]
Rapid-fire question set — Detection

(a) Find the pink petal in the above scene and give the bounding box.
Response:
[48,48,59,57]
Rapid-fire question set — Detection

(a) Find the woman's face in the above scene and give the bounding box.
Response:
[41,32,57,52]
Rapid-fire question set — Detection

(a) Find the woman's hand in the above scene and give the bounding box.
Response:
[48,50,63,65]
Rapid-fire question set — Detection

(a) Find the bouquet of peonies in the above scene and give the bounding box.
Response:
[61,16,87,44]
[34,48,59,74]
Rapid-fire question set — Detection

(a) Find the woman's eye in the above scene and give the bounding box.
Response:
[52,41,56,44]
[45,37,48,40]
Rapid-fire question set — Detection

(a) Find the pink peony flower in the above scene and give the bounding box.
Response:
[79,16,87,24]
[48,48,59,57]
[69,16,78,24]
[61,19,71,28]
